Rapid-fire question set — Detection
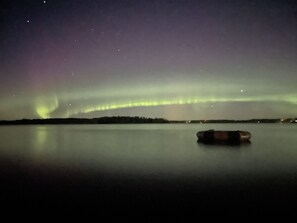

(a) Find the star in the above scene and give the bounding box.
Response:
[240,90,244,93]
[27,20,30,23]
[43,1,46,4]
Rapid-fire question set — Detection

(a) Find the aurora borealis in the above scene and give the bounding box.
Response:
[1,0,297,120]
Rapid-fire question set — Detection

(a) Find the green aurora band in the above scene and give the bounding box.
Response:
[1,80,296,120]
[35,93,297,119]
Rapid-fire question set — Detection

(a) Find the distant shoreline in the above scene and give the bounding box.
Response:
[0,116,296,125]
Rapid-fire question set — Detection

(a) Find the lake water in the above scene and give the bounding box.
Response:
[0,124,296,217]
[0,124,296,178]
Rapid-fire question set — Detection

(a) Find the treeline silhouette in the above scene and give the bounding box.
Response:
[0,116,170,125]
[0,117,296,125]
[95,116,169,124]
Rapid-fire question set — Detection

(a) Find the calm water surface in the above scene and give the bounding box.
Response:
[0,124,296,179]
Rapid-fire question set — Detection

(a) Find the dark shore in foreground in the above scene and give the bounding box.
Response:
[1,156,296,218]
[0,116,296,125]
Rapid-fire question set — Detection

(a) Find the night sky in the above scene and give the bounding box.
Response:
[1,0,296,120]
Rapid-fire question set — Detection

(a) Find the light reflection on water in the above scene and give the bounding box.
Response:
[0,124,296,178]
